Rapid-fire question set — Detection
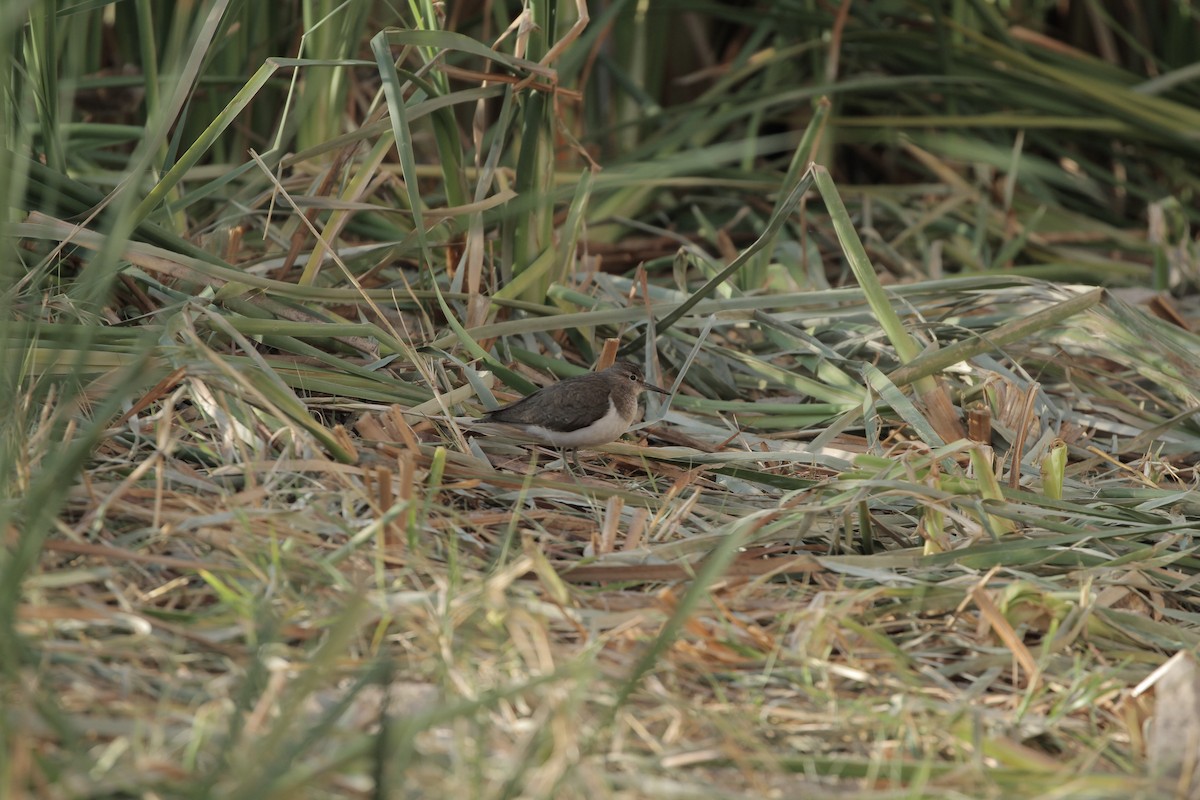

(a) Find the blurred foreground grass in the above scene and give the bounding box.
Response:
[4,1,1200,797]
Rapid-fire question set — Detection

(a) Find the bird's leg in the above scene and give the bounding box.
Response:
[550,446,583,475]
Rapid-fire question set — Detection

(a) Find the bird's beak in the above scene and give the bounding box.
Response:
[641,379,670,395]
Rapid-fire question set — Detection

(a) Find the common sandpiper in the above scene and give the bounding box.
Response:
[481,360,669,448]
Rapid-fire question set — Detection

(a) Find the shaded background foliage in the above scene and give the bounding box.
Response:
[14,1,1199,282]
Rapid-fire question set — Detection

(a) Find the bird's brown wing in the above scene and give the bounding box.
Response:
[483,376,610,432]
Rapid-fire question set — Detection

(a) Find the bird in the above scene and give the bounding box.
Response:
[480,360,669,448]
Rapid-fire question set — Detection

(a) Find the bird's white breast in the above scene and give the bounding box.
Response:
[522,397,632,447]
